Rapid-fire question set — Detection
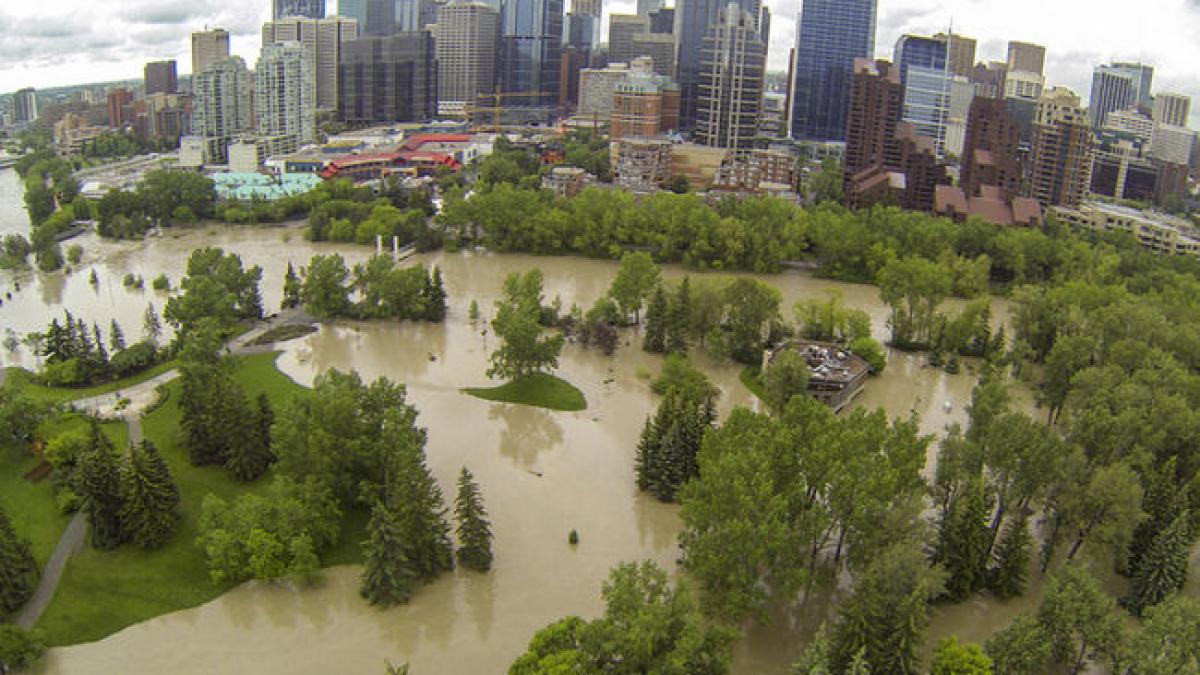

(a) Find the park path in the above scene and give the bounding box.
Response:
[10,311,310,629]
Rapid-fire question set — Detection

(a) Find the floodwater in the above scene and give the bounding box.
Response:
[3,171,1170,674]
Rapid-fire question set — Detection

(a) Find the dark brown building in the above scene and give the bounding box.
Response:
[106,88,134,128]
[961,96,1021,198]
[844,58,901,176]
[144,60,178,96]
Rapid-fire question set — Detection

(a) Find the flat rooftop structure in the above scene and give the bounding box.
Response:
[212,172,323,201]
[763,340,871,412]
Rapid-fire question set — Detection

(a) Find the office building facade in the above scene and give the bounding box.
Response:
[340,0,397,36]
[1027,87,1093,208]
[144,60,178,96]
[339,33,437,124]
[274,0,326,19]
[933,33,976,78]
[191,28,231,76]
[895,34,951,158]
[498,0,564,107]
[1153,92,1191,128]
[961,96,1021,198]
[256,42,316,144]
[262,17,358,111]
[14,88,37,124]
[789,0,877,141]
[436,0,499,115]
[694,4,765,151]
[1006,41,1045,75]
[107,89,134,128]
[609,15,651,65]
[675,0,760,131]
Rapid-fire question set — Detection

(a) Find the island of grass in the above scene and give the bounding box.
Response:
[248,323,317,346]
[463,373,587,412]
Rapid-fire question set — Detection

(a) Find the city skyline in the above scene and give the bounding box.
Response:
[2,0,1200,127]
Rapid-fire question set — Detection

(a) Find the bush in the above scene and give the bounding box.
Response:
[41,358,83,386]
[122,273,144,289]
[849,336,887,375]
[109,341,158,378]
[0,624,45,671]
[152,273,170,291]
[66,244,83,264]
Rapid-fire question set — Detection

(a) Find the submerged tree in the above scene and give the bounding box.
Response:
[642,285,668,353]
[990,513,1033,599]
[454,467,494,572]
[361,493,419,607]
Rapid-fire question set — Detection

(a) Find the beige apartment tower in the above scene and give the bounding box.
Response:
[934,32,976,79]
[262,17,358,111]
[1026,87,1093,208]
[1006,41,1045,75]
[1153,92,1192,128]
[436,0,499,116]
[191,28,231,76]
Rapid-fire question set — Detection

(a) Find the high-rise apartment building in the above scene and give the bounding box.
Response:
[1153,92,1191,128]
[961,96,1021,198]
[262,17,358,111]
[844,59,900,175]
[896,34,951,158]
[571,0,601,15]
[789,0,877,141]
[339,33,437,124]
[191,28,231,76]
[695,4,765,151]
[675,0,760,131]
[107,88,134,128]
[256,42,316,144]
[934,32,975,78]
[13,88,37,124]
[609,15,651,64]
[579,63,632,117]
[971,62,1007,99]
[1006,41,1045,75]
[144,61,178,96]
[274,0,326,19]
[340,0,397,36]
[190,56,253,162]
[610,63,680,139]
[498,0,564,107]
[436,0,499,116]
[1027,87,1093,208]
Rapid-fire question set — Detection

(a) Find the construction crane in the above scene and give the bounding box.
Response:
[467,88,549,133]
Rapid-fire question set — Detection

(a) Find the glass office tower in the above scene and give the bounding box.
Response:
[895,34,950,157]
[498,0,564,106]
[789,0,877,141]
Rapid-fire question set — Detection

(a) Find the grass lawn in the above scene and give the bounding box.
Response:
[249,323,318,346]
[463,372,587,412]
[739,366,766,402]
[3,361,178,405]
[0,418,126,568]
[32,352,371,647]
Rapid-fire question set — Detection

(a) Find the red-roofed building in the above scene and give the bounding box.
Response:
[319,153,402,181]
[935,184,1042,227]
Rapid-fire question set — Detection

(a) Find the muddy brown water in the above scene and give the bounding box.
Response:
[4,171,1189,674]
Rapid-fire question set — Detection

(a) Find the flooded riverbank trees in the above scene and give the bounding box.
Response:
[297,253,447,322]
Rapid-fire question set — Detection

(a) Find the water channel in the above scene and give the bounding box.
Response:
[0,169,1191,674]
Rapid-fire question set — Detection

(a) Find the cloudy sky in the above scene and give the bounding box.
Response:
[4,0,1200,125]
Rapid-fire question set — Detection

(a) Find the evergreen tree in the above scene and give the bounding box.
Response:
[225,393,274,482]
[119,440,179,549]
[109,319,125,352]
[281,262,303,310]
[1125,510,1191,615]
[634,386,714,502]
[454,467,494,571]
[642,285,667,353]
[393,447,455,580]
[0,505,38,614]
[937,477,993,601]
[143,302,162,345]
[360,494,419,606]
[665,277,691,354]
[990,513,1033,599]
[76,422,126,550]
[1127,457,1187,575]
[422,266,447,322]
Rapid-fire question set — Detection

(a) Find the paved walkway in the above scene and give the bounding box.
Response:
[15,511,86,629]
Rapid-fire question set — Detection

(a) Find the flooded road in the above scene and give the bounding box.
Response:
[1,176,1102,674]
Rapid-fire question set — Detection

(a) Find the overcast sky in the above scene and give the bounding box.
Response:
[3,0,1200,126]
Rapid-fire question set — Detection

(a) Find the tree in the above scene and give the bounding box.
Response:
[876,256,952,348]
[165,247,263,336]
[1036,565,1126,673]
[665,277,692,354]
[301,253,352,318]
[937,477,993,601]
[225,393,275,482]
[722,278,781,364]
[119,440,179,550]
[389,432,455,582]
[985,613,1051,675]
[1126,594,1200,674]
[282,261,303,310]
[930,637,993,675]
[989,514,1032,599]
[642,285,668,353]
[76,422,127,550]
[607,252,661,324]
[1056,460,1144,563]
[488,270,565,380]
[143,302,162,345]
[109,319,125,353]
[508,560,736,674]
[361,494,419,607]
[635,384,715,502]
[1125,511,1191,615]
[0,624,45,672]
[763,349,811,414]
[454,467,494,572]
[849,336,887,374]
[423,266,447,322]
[0,504,38,614]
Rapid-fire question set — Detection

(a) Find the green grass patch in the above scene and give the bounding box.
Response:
[739,366,766,402]
[3,361,178,405]
[33,352,335,647]
[249,323,318,346]
[463,372,587,412]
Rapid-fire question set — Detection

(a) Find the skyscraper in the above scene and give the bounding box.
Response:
[934,32,976,78]
[398,0,446,31]
[262,17,358,111]
[570,0,601,16]
[144,60,178,96]
[191,56,253,162]
[789,0,877,141]
[191,28,231,76]
[609,15,651,65]
[637,0,663,17]
[107,89,134,128]
[256,42,316,144]
[498,0,564,107]
[1027,87,1093,208]
[1113,62,1154,110]
[961,97,1021,198]
[844,59,899,175]
[695,4,765,151]
[1153,93,1191,128]
[1006,41,1045,75]
[436,0,499,115]
[339,33,437,123]
[273,0,326,19]
[895,34,951,158]
[340,0,397,36]
[13,88,37,124]
[675,0,760,131]
[1090,65,1138,130]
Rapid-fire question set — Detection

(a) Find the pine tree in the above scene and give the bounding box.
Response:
[665,277,691,354]
[454,467,494,571]
[119,440,179,549]
[643,285,667,353]
[225,393,274,482]
[109,319,125,352]
[282,262,303,310]
[361,495,419,606]
[634,388,713,502]
[1126,510,1191,615]
[939,478,993,601]
[990,514,1033,599]
[394,449,455,580]
[423,266,447,322]
[634,414,661,493]
[76,422,126,550]
[1127,457,1187,575]
[143,302,162,345]
[0,505,38,614]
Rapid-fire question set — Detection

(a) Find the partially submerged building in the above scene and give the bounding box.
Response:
[762,340,870,412]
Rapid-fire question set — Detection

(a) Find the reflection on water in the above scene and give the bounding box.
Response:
[14,222,1133,675]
